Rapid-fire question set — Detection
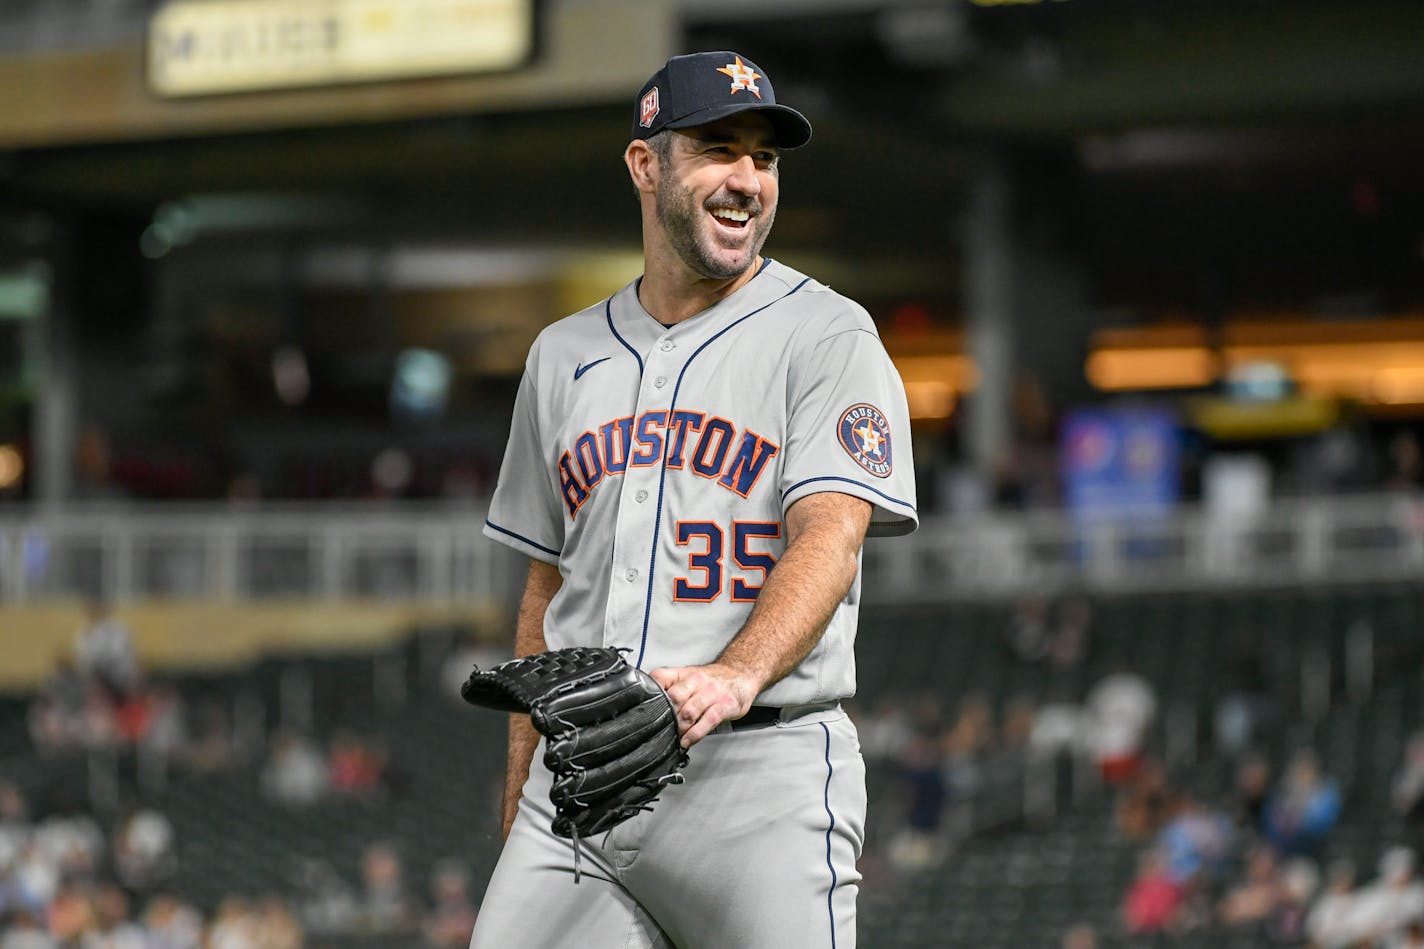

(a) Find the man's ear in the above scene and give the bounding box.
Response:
[625,140,658,195]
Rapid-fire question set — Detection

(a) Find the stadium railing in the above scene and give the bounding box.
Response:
[1,492,1421,605]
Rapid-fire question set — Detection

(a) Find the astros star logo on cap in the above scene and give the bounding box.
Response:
[715,56,762,99]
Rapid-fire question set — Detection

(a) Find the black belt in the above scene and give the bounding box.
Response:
[728,706,784,732]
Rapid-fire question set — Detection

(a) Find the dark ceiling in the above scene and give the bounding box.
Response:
[1,0,1422,311]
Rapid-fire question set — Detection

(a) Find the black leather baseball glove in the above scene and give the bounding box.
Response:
[461,646,689,875]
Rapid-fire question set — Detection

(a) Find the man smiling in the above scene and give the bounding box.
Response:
[471,51,917,948]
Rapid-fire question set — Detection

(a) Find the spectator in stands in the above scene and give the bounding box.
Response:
[1060,922,1097,949]
[1263,749,1341,857]
[111,805,176,892]
[80,680,123,751]
[856,695,912,764]
[33,808,104,889]
[73,599,142,699]
[1004,596,1051,664]
[422,859,478,949]
[139,683,188,761]
[251,896,303,949]
[999,694,1038,752]
[1268,857,1320,944]
[46,882,97,944]
[1122,847,1185,935]
[206,896,259,949]
[1157,793,1234,887]
[28,657,95,754]
[1392,731,1424,824]
[142,893,204,949]
[11,839,61,911]
[1306,859,1359,949]
[87,884,147,949]
[1215,625,1274,757]
[908,690,947,736]
[182,699,236,774]
[887,724,948,872]
[1084,659,1157,785]
[941,692,993,800]
[0,908,56,949]
[1397,919,1424,949]
[1029,682,1085,759]
[110,686,155,747]
[1348,846,1424,947]
[1218,845,1284,930]
[260,729,328,807]
[1046,596,1093,679]
[1230,750,1273,833]
[1115,757,1173,843]
[355,842,415,933]
[327,730,385,798]
[28,669,123,755]
[289,858,357,936]
[0,781,30,865]
[365,737,409,802]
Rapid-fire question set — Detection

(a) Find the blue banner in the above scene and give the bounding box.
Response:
[1061,406,1180,521]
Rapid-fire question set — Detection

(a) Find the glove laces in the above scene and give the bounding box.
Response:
[565,772,686,884]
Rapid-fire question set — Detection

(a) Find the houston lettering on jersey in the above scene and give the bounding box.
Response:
[558,409,780,517]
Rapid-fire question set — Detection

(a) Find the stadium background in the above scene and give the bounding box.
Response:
[1,0,1424,946]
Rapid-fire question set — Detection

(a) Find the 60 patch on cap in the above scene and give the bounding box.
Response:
[838,404,893,478]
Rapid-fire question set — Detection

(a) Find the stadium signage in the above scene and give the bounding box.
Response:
[148,0,533,97]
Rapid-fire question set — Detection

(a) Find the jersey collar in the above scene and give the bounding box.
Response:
[609,259,801,356]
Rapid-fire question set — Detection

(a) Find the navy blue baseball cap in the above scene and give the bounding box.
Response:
[631,51,813,149]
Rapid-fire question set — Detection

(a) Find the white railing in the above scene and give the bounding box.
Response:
[864,491,1424,602]
[2,493,1423,606]
[0,503,518,605]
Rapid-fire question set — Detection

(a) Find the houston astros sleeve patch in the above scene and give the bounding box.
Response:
[837,403,893,478]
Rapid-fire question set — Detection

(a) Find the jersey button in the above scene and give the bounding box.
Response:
[635,490,648,502]
[659,340,675,352]
[624,569,638,582]
[653,376,667,388]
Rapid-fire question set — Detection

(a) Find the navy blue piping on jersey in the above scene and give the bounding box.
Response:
[605,298,644,376]
[484,519,560,558]
[821,721,839,949]
[634,276,811,669]
[781,475,915,512]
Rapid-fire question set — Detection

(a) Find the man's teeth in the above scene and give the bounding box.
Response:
[711,208,750,223]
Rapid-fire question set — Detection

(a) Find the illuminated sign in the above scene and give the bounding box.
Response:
[1086,318,1424,408]
[149,0,533,97]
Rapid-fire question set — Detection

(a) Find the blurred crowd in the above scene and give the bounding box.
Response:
[0,776,478,949]
[9,586,1424,947]
[853,596,1147,877]
[27,602,223,771]
[3,605,485,948]
[852,591,1424,949]
[1109,738,1424,949]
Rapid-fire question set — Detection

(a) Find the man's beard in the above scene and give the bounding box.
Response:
[655,170,775,281]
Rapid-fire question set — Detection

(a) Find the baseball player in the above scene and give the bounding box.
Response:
[471,51,918,949]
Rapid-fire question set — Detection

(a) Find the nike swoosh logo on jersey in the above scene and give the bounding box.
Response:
[573,357,611,380]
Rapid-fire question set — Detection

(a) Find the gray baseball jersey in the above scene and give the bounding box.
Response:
[474,258,916,949]
[482,258,918,703]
